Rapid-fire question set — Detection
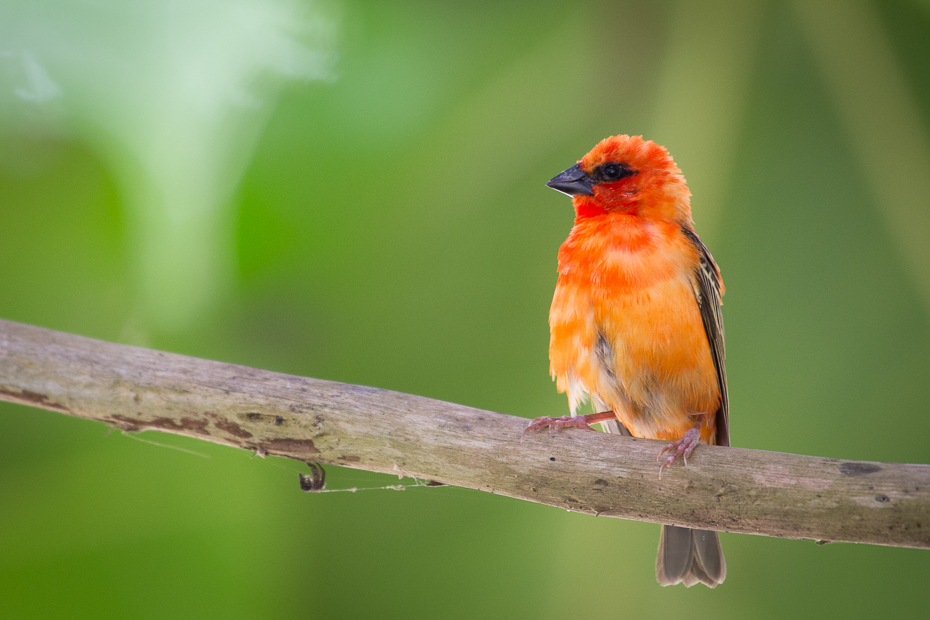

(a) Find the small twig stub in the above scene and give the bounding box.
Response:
[299,463,327,492]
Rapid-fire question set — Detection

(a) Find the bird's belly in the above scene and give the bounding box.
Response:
[551,272,719,441]
[599,276,718,439]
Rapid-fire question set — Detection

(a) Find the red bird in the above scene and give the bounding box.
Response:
[524,135,728,588]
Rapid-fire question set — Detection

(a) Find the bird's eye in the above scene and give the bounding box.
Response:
[599,163,628,181]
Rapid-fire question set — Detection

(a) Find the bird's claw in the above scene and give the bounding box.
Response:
[521,415,596,441]
[657,426,702,477]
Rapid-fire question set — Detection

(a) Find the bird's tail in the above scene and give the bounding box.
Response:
[655,525,726,588]
[593,403,726,589]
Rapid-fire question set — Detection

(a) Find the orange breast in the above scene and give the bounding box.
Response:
[549,214,720,442]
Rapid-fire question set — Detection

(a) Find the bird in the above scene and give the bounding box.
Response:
[522,134,728,588]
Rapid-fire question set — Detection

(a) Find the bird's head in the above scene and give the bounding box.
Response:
[547,134,691,221]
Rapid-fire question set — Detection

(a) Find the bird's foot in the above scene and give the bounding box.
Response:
[521,411,617,441]
[658,425,702,477]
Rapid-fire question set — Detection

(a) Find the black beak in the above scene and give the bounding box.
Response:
[546,163,594,197]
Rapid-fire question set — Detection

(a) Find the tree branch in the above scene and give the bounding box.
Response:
[0,318,927,549]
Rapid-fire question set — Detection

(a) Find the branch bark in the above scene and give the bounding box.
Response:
[1,318,927,549]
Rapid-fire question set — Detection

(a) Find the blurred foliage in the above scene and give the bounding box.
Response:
[2,0,930,618]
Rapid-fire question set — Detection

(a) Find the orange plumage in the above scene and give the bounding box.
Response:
[527,134,729,588]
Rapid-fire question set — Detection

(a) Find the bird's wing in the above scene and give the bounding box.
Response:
[681,226,729,447]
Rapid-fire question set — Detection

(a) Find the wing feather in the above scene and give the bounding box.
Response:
[681,226,729,447]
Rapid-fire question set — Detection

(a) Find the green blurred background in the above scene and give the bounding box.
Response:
[2,0,930,617]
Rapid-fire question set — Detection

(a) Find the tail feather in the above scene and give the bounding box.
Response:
[656,525,726,588]
[595,406,725,588]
